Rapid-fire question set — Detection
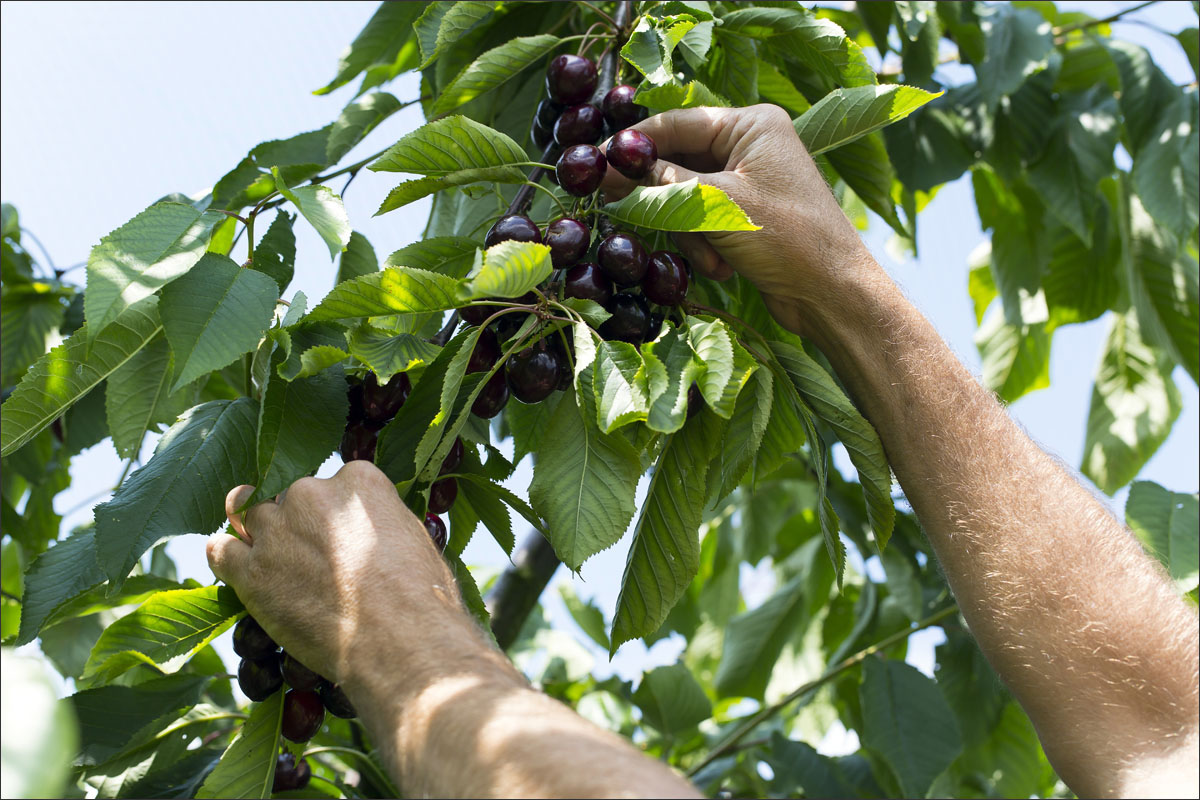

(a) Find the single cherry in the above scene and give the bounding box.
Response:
[339,421,383,463]
[550,335,574,390]
[485,214,542,248]
[535,98,565,129]
[281,653,322,692]
[545,54,597,105]
[599,293,651,343]
[607,129,658,180]
[597,233,649,286]
[646,312,665,342]
[531,115,554,148]
[281,689,326,743]
[238,655,283,702]
[345,377,365,424]
[471,370,510,418]
[564,262,613,305]
[232,616,277,660]
[425,513,449,551]
[556,145,607,196]
[319,680,358,719]
[643,251,690,305]
[602,84,648,130]
[554,104,604,146]
[362,372,410,422]
[467,328,501,373]
[460,302,496,327]
[429,478,458,514]
[687,383,704,419]
[544,218,590,268]
[273,753,312,792]
[441,437,465,473]
[505,339,563,403]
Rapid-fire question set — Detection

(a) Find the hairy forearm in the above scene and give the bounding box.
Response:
[798,258,1199,796]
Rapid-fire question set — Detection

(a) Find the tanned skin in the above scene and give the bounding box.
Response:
[209,105,1198,799]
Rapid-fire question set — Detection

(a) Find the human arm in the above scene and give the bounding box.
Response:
[207,461,700,799]
[601,105,1199,798]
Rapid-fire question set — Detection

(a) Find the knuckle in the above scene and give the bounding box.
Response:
[756,103,791,127]
[287,476,323,502]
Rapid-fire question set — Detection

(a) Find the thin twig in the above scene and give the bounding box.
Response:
[1053,0,1157,36]
[577,0,618,29]
[18,227,58,275]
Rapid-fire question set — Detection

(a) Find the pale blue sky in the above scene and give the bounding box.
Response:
[2,2,1196,718]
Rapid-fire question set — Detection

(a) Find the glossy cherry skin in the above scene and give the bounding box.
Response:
[556,145,607,196]
[238,655,283,702]
[281,689,326,743]
[646,312,665,342]
[602,84,648,130]
[505,339,564,404]
[339,421,382,463]
[471,370,509,418]
[362,372,409,422]
[425,513,449,551]
[564,262,613,305]
[554,104,604,147]
[545,54,597,105]
[551,335,574,390]
[232,616,277,660]
[535,98,565,128]
[467,327,501,373]
[281,652,322,692]
[273,753,312,792]
[607,129,658,180]
[599,292,651,343]
[319,680,358,719]
[544,218,590,268]
[441,437,465,473]
[643,251,690,305]
[460,302,495,327]
[485,214,542,248]
[597,233,649,286]
[531,115,554,148]
[428,478,458,514]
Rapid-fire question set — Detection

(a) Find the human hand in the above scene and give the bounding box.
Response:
[600,105,882,340]
[207,461,483,689]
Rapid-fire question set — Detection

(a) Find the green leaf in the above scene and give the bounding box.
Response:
[213,128,334,210]
[591,340,649,433]
[1043,198,1121,328]
[600,178,760,232]
[765,733,873,798]
[622,15,691,85]
[972,167,1048,325]
[306,267,461,322]
[458,241,553,300]
[826,132,908,237]
[42,575,185,633]
[251,211,296,292]
[642,324,703,434]
[967,242,997,324]
[720,6,876,88]
[314,1,424,95]
[16,529,105,646]
[632,663,712,735]
[95,398,259,585]
[105,333,198,459]
[160,253,278,392]
[704,30,758,105]
[1177,27,1199,79]
[757,61,812,116]
[1082,313,1182,495]
[276,322,348,382]
[1107,41,1180,157]
[271,169,352,260]
[384,236,480,277]
[1132,89,1199,242]
[336,230,379,285]
[558,583,609,650]
[974,309,1051,403]
[770,341,895,550]
[687,317,754,419]
[419,1,498,70]
[455,476,514,555]
[611,409,725,652]
[1,296,162,456]
[974,4,1054,103]
[1125,481,1199,594]
[794,85,942,156]
[84,202,221,344]
[72,673,210,767]
[327,92,404,163]
[79,586,244,686]
[1,282,66,387]
[347,324,440,380]
[529,388,641,571]
[433,34,561,115]
[859,658,963,797]
[714,366,773,499]
[195,689,283,799]
[253,365,347,503]
[633,81,729,113]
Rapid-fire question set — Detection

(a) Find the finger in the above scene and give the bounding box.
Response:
[206,529,252,587]
[670,232,735,282]
[224,485,278,544]
[627,107,742,166]
[599,154,706,201]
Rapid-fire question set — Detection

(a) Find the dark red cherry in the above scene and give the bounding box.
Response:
[645,312,665,342]
[544,218,590,268]
[550,334,574,390]
[505,339,563,404]
[607,129,658,180]
[597,233,649,286]
[319,680,357,719]
[273,753,312,792]
[545,54,597,105]
[485,215,542,248]
[441,437,465,474]
[535,98,565,128]
[564,262,613,305]
[556,145,607,196]
[602,84,648,130]
[467,328,501,373]
[687,383,704,419]
[599,293,651,343]
[362,372,410,422]
[238,655,283,701]
[425,513,448,551]
[460,302,497,327]
[643,251,690,305]
[554,104,604,146]
[281,689,325,743]
[471,370,510,418]
[232,616,277,660]
[345,377,365,424]
[428,478,458,514]
[280,653,322,692]
[531,115,554,148]
[339,420,383,463]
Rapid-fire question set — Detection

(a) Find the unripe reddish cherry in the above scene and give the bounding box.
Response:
[429,478,458,514]
[319,680,357,719]
[607,129,658,180]
[425,513,448,551]
[544,218,590,267]
[232,616,277,660]
[599,292,651,343]
[281,652,322,692]
[545,54,597,105]
[602,84,648,130]
[554,104,604,146]
[273,753,312,792]
[471,370,510,418]
[281,689,325,743]
[597,233,649,286]
[485,214,542,248]
[556,145,607,196]
[643,251,690,305]
[564,262,613,305]
[505,339,564,404]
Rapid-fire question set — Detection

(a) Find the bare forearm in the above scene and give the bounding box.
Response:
[800,259,1199,795]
